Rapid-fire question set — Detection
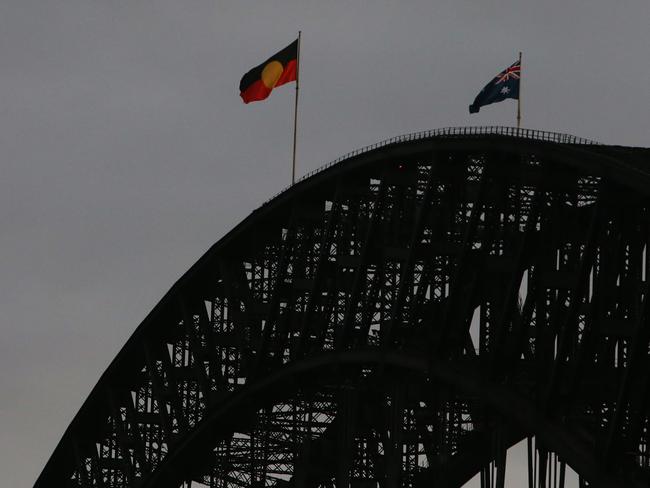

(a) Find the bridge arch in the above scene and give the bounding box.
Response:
[35,127,650,488]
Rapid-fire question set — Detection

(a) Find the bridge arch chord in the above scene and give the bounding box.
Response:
[35,128,650,488]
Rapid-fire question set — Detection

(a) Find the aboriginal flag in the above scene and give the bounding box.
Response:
[239,40,298,104]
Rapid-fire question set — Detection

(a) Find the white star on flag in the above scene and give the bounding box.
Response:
[500,86,510,95]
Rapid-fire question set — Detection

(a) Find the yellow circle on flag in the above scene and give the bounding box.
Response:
[261,61,284,89]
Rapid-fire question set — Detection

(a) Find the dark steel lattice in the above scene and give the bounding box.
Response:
[35,128,650,488]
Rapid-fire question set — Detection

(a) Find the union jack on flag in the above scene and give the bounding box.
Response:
[496,61,521,84]
[469,58,521,114]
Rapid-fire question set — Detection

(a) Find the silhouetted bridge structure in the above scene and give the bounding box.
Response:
[35,127,650,488]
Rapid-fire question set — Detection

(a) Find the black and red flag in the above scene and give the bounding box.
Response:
[239,39,298,104]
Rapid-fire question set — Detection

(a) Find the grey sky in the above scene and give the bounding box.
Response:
[1,0,649,486]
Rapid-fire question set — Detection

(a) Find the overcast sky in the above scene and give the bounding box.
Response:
[1,0,649,486]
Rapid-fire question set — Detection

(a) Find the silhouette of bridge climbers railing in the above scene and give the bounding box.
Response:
[265,125,601,205]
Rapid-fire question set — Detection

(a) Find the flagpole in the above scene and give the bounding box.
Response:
[517,51,522,129]
[291,31,301,185]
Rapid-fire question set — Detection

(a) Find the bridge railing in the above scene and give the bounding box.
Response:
[264,126,600,205]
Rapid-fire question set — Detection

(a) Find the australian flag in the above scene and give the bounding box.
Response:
[469,59,521,114]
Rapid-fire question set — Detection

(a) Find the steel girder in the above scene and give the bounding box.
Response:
[35,130,650,488]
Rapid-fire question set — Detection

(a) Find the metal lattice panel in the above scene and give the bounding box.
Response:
[35,128,650,488]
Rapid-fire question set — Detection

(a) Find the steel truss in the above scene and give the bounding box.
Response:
[35,129,650,488]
